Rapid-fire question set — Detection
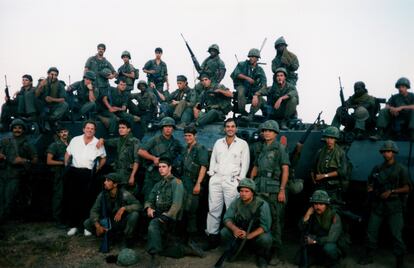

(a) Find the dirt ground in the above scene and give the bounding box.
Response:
[0,221,413,268]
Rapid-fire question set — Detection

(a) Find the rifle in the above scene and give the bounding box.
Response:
[4,75,10,104]
[99,190,111,253]
[180,33,201,73]
[338,76,346,108]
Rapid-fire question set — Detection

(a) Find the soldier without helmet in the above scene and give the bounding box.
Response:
[67,71,99,120]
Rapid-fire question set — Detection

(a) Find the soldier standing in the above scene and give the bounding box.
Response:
[299,190,344,267]
[220,178,272,268]
[181,125,208,236]
[0,119,38,222]
[46,125,70,227]
[205,118,250,249]
[138,117,183,201]
[358,141,411,267]
[371,77,414,140]
[128,80,158,131]
[143,47,169,102]
[194,73,233,127]
[250,120,289,265]
[84,173,141,247]
[67,71,99,120]
[117,51,138,93]
[311,126,348,203]
[271,36,299,86]
[230,48,267,116]
[251,67,298,129]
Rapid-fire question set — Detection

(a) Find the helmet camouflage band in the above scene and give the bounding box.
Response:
[323,126,340,139]
[160,117,176,127]
[237,178,256,193]
[247,48,261,58]
[260,120,280,133]
[309,190,330,204]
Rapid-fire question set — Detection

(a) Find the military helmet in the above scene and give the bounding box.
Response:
[288,179,304,194]
[309,190,331,204]
[160,117,176,127]
[395,77,410,89]
[261,120,280,133]
[10,119,26,132]
[274,36,288,47]
[117,248,139,266]
[322,126,340,139]
[137,80,147,87]
[177,75,187,82]
[274,67,287,76]
[208,44,220,53]
[105,173,123,184]
[354,81,366,91]
[247,48,261,58]
[237,178,256,193]
[101,68,112,76]
[121,50,131,59]
[83,71,96,81]
[379,140,399,154]
[354,106,369,121]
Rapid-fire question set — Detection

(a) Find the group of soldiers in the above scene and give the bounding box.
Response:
[0,37,413,268]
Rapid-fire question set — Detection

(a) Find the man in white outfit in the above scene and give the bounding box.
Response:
[205,118,250,249]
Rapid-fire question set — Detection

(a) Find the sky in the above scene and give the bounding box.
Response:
[0,0,413,123]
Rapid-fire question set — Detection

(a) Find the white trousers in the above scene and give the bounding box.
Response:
[206,174,239,235]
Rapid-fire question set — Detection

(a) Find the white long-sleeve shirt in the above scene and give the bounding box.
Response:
[66,135,106,169]
[208,136,250,179]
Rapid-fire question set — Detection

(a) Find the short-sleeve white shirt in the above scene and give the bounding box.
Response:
[66,135,106,169]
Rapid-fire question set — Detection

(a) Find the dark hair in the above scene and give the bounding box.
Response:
[82,120,97,129]
[118,119,131,129]
[117,77,127,84]
[159,157,171,166]
[224,118,237,128]
[97,43,106,50]
[184,125,197,134]
[22,74,33,82]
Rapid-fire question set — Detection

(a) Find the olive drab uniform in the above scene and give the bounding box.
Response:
[0,136,37,220]
[271,49,299,86]
[38,80,69,122]
[196,83,232,127]
[129,88,158,129]
[254,140,290,250]
[105,134,140,193]
[84,188,141,239]
[162,86,197,124]
[312,145,348,202]
[143,59,168,93]
[145,175,185,256]
[221,196,273,256]
[366,160,411,257]
[117,63,139,92]
[68,80,99,120]
[16,85,40,118]
[377,92,414,131]
[85,55,116,94]
[194,56,226,96]
[141,135,183,200]
[253,81,298,120]
[47,139,68,222]
[181,143,209,233]
[230,60,267,114]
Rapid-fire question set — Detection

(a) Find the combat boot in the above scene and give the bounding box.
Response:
[149,254,160,268]
[395,254,404,268]
[357,249,373,265]
[256,255,268,268]
[202,233,220,251]
[369,128,384,141]
[184,240,205,258]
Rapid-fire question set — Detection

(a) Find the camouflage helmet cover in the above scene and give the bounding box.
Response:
[121,50,131,59]
[117,248,139,266]
[261,120,280,133]
[274,36,288,47]
[323,126,340,139]
[208,44,220,53]
[160,116,176,127]
[274,67,287,76]
[101,68,112,76]
[395,77,411,89]
[83,71,96,81]
[105,173,123,184]
[247,48,261,58]
[354,106,369,121]
[379,140,399,154]
[309,190,331,204]
[237,178,256,193]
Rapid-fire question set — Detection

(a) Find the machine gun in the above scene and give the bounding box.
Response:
[4,75,11,104]
[180,33,201,73]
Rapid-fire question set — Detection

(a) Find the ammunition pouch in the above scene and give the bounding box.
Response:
[255,176,280,194]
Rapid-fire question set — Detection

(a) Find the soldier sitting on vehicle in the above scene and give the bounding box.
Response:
[219,178,272,268]
[251,67,298,130]
[298,190,345,268]
[143,47,169,102]
[194,73,233,127]
[271,36,300,86]
[83,173,141,248]
[117,51,138,93]
[128,80,158,132]
[371,77,414,141]
[331,81,377,139]
[66,71,99,121]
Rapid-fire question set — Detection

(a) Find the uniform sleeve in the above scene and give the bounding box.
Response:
[143,60,152,71]
[163,62,168,76]
[259,201,272,232]
[133,139,141,163]
[258,68,267,88]
[197,145,209,167]
[142,137,156,151]
[90,193,103,223]
[280,145,291,166]
[398,164,411,188]
[164,179,184,220]
[286,51,299,71]
[337,149,348,179]
[271,57,277,73]
[144,182,158,208]
[47,142,57,155]
[387,95,396,107]
[27,143,38,159]
[286,85,298,99]
[105,137,118,148]
[107,61,116,73]
[223,199,237,224]
[230,62,243,81]
[318,213,343,245]
[123,191,142,212]
[85,57,93,69]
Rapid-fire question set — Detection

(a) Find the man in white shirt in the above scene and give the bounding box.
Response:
[205,118,250,249]
[63,120,106,236]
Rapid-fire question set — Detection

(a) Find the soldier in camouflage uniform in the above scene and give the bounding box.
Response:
[181,125,208,236]
[271,36,299,85]
[117,51,139,93]
[143,47,169,102]
[299,190,344,267]
[84,43,116,97]
[97,119,140,194]
[371,77,414,140]
[194,44,226,96]
[128,80,158,131]
[250,120,290,265]
[46,125,70,226]
[251,67,298,130]
[35,67,69,125]
[221,178,272,268]
[332,81,377,138]
[67,71,99,120]
[194,73,233,127]
[99,78,139,135]
[138,117,183,201]
[358,141,411,267]
[311,126,348,203]
[161,75,197,127]
[84,173,141,246]
[230,48,267,116]
[0,119,38,222]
